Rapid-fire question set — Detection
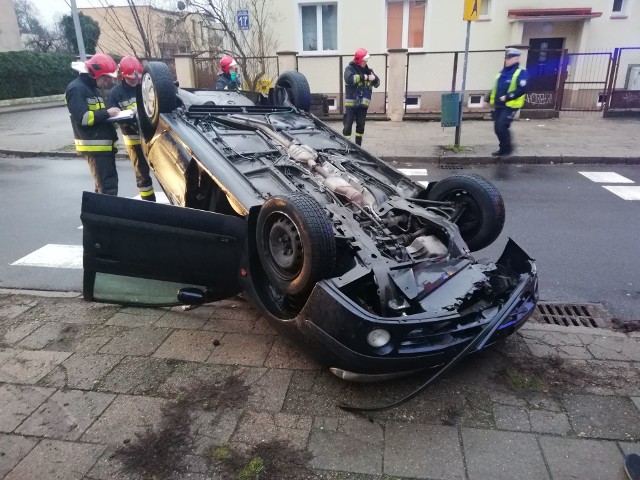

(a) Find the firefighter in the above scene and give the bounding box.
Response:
[215,55,241,91]
[107,55,156,201]
[343,48,380,146]
[488,47,529,156]
[65,53,120,195]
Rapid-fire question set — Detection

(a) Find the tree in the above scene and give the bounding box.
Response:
[60,12,101,55]
[13,0,63,53]
[183,0,280,91]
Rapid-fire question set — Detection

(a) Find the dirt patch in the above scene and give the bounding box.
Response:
[611,318,640,333]
[495,355,591,394]
[210,440,317,480]
[115,375,251,479]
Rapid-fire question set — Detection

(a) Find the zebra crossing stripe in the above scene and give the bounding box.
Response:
[11,244,83,269]
[602,186,640,201]
[399,168,428,176]
[579,172,634,183]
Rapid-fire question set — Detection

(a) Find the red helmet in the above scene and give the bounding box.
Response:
[84,53,118,79]
[354,48,370,64]
[219,55,238,74]
[119,55,143,80]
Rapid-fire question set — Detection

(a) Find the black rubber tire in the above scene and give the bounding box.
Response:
[274,71,312,112]
[427,173,505,251]
[137,61,177,141]
[256,193,335,298]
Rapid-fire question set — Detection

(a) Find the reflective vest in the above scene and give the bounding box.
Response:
[490,68,525,109]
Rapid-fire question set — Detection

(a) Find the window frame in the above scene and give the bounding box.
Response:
[385,0,428,51]
[479,0,493,20]
[298,1,338,55]
[612,0,624,12]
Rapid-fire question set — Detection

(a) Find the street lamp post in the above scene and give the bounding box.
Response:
[70,0,87,60]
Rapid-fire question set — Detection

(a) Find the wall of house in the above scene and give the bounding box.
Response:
[0,0,23,52]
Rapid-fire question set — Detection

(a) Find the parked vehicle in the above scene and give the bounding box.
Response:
[81,62,538,381]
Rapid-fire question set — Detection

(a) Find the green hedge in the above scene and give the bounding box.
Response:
[0,51,77,100]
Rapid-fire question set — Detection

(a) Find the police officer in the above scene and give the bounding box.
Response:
[488,48,529,156]
[215,55,241,91]
[343,48,380,146]
[66,53,120,195]
[107,55,156,201]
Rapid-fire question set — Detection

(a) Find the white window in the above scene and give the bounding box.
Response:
[386,0,426,50]
[479,0,491,17]
[612,0,624,12]
[300,3,337,52]
[405,95,421,109]
[468,94,484,108]
[327,97,337,111]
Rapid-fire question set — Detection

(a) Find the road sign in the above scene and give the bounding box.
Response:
[463,0,482,21]
[237,9,250,30]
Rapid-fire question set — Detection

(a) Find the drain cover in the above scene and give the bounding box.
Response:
[531,302,612,329]
[439,163,464,170]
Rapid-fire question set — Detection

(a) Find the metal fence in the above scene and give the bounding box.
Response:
[606,47,640,114]
[558,51,613,113]
[405,50,504,115]
[296,54,388,115]
[192,53,279,92]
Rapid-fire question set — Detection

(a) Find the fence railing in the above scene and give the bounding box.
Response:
[296,54,388,115]
[605,47,640,114]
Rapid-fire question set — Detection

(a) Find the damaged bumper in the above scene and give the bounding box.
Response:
[295,239,538,380]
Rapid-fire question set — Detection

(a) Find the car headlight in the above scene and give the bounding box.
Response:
[367,329,391,348]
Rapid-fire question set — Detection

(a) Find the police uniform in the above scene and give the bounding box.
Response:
[65,74,119,195]
[107,81,156,201]
[343,61,380,146]
[489,48,529,156]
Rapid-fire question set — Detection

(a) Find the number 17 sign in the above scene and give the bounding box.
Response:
[237,10,250,30]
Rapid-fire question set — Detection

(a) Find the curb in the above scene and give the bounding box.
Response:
[0,149,129,160]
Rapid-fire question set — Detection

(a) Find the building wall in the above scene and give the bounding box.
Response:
[0,0,23,52]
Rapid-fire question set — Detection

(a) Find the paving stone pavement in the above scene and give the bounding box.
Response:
[0,290,639,479]
[0,105,639,163]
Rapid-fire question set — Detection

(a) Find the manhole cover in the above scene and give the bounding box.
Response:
[439,163,464,170]
[531,302,612,329]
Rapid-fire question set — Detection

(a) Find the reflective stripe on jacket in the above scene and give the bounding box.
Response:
[344,61,380,108]
[490,68,526,109]
[65,74,117,154]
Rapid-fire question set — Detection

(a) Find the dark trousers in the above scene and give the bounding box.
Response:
[85,153,118,196]
[343,106,368,146]
[493,108,517,154]
[126,144,153,191]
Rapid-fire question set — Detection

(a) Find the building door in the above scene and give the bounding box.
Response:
[527,38,565,91]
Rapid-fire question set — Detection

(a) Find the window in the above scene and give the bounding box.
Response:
[468,94,484,108]
[613,0,624,12]
[405,95,421,109]
[301,3,337,52]
[386,1,426,49]
[479,0,491,17]
[327,97,337,111]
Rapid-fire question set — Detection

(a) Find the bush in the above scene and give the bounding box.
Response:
[0,51,77,100]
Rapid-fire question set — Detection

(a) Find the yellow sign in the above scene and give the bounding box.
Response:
[463,0,482,21]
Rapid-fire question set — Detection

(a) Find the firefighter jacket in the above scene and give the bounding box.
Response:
[489,63,529,109]
[107,81,141,146]
[344,61,380,108]
[65,74,118,154]
[215,73,241,91]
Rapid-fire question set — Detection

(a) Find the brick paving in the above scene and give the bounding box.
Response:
[0,290,639,479]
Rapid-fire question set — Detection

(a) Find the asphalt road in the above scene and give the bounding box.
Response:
[0,155,638,320]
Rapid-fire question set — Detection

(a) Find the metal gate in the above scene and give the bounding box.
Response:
[557,52,613,113]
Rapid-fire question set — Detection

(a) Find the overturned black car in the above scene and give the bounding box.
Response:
[81,62,538,381]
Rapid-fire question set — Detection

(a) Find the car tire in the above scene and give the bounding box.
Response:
[137,61,177,141]
[274,71,312,112]
[427,173,505,251]
[256,193,335,298]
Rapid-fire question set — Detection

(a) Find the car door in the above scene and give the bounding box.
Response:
[81,192,246,307]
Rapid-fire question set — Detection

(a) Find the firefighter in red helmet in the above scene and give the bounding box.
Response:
[65,53,121,195]
[106,55,156,201]
[343,48,380,146]
[216,55,241,91]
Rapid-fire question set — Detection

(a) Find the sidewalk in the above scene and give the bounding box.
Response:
[0,289,638,479]
[0,105,638,163]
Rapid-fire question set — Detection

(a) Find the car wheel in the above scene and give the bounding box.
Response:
[427,173,505,251]
[256,193,335,298]
[137,62,177,141]
[274,71,311,112]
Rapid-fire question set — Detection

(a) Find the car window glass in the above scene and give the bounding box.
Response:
[93,272,202,306]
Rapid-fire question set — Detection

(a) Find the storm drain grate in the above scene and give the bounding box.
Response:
[531,302,612,329]
[439,163,464,170]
